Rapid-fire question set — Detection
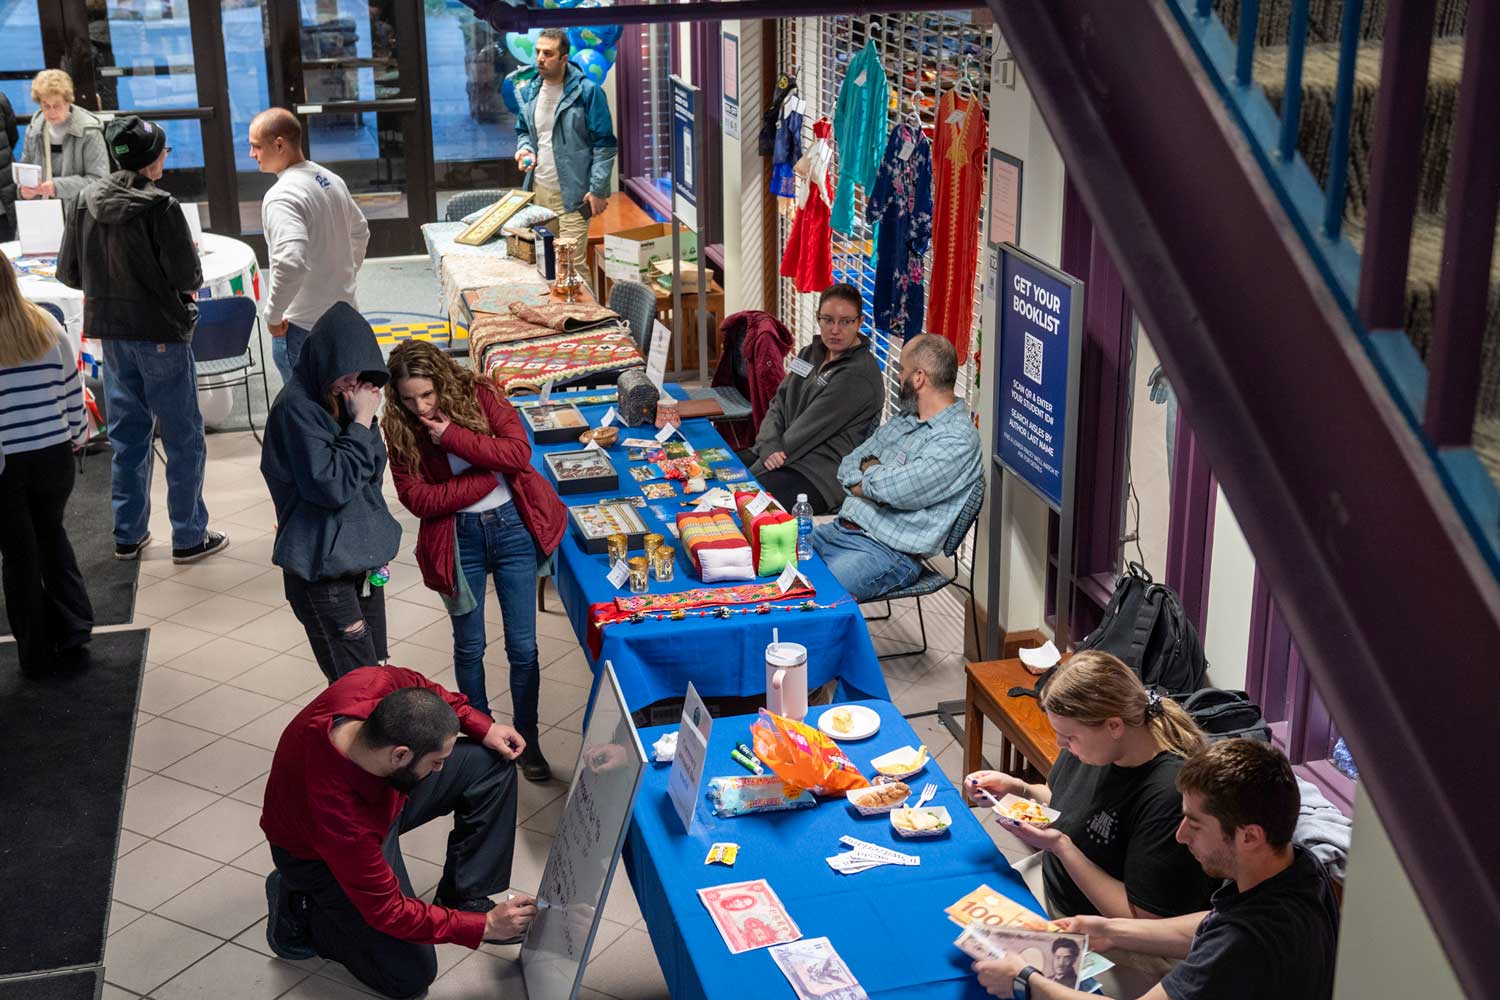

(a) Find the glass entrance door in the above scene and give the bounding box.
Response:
[274,0,434,255]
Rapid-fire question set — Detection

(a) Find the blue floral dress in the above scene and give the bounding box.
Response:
[867,121,933,337]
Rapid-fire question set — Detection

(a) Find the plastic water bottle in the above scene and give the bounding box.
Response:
[793,494,814,563]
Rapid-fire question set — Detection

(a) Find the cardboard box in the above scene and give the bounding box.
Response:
[603,223,697,283]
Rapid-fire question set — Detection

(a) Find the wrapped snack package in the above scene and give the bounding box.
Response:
[708,775,818,817]
[751,709,870,796]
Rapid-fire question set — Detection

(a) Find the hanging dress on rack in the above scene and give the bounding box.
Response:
[829,40,889,236]
[867,120,933,337]
[926,89,987,362]
[780,117,836,294]
[769,102,802,201]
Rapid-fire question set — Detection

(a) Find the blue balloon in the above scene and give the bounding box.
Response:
[504,28,542,65]
[570,47,611,86]
[540,0,584,7]
[567,23,621,51]
[502,67,536,114]
[602,45,617,64]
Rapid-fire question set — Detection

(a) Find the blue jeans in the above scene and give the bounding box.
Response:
[811,520,922,601]
[271,322,310,385]
[101,339,209,550]
[452,503,540,729]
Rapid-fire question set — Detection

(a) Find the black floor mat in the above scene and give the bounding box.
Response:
[0,968,101,1000]
[0,451,140,636]
[0,631,147,978]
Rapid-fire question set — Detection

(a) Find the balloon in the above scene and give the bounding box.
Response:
[602,45,617,64]
[197,384,233,428]
[502,67,536,114]
[567,23,621,51]
[540,0,584,6]
[504,28,542,65]
[570,48,611,86]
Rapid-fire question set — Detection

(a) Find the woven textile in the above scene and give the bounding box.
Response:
[734,491,797,577]
[611,580,816,615]
[676,509,755,583]
[478,326,644,395]
[510,301,620,332]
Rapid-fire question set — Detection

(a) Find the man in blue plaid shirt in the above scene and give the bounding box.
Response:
[812,334,981,600]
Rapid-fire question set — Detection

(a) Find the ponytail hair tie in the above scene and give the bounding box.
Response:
[1145,688,1165,720]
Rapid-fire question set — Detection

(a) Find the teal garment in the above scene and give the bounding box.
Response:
[830,42,889,236]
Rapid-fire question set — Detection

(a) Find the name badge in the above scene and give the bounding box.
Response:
[815,373,830,387]
[788,357,814,378]
[893,450,909,466]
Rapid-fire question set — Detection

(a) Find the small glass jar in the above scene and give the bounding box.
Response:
[651,544,675,582]
[643,533,665,560]
[628,556,650,594]
[606,533,629,565]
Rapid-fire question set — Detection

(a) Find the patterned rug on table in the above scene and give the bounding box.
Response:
[479,324,644,395]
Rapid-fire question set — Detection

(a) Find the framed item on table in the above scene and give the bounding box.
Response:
[569,502,650,554]
[521,402,588,443]
[454,189,535,246]
[545,448,619,495]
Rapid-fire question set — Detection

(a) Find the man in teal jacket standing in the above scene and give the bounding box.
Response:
[514,28,618,255]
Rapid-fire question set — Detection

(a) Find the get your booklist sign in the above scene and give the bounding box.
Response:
[994,244,1083,511]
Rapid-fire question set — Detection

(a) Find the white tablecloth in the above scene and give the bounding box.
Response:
[3,232,262,371]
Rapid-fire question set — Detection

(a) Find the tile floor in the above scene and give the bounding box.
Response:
[86,430,1020,1000]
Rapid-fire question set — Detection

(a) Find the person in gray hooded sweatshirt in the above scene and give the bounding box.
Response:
[261,302,402,685]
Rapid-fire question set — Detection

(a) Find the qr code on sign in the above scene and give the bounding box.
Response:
[1023,332,1044,385]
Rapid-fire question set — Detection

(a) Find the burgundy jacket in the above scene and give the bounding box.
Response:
[713,310,795,437]
[388,384,568,598]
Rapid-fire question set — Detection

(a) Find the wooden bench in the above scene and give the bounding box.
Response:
[964,657,1060,782]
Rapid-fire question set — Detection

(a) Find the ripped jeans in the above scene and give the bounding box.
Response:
[284,571,390,684]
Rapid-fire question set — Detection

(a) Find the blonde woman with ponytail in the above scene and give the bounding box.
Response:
[965,650,1218,921]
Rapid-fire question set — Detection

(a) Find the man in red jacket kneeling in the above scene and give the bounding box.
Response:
[260,665,536,998]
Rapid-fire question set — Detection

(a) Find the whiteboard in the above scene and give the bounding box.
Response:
[521,661,646,1000]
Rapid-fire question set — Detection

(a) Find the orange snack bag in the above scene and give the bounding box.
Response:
[750,709,870,796]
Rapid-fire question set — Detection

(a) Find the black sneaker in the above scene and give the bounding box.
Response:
[173,530,229,564]
[517,739,552,784]
[114,532,151,561]
[434,890,496,913]
[265,871,317,961]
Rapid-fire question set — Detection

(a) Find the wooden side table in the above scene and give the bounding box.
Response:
[964,658,1060,782]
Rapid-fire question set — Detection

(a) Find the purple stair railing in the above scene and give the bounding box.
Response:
[987,1,1500,995]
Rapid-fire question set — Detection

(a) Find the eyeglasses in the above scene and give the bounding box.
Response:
[817,315,861,329]
[163,146,173,154]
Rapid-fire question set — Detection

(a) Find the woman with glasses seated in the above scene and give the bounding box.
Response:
[737,283,885,514]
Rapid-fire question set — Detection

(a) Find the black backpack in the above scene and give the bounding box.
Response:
[1180,687,1272,743]
[1009,563,1209,701]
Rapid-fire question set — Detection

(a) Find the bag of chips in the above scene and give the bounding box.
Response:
[750,709,870,796]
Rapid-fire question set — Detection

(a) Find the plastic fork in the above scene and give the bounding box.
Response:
[906,782,938,809]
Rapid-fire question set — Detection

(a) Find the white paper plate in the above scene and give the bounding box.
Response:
[817,704,880,741]
[994,793,1061,828]
[869,745,930,780]
[890,805,953,838]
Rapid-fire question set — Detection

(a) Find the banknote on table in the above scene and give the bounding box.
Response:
[769,937,869,1000]
[945,884,1061,932]
[697,879,802,954]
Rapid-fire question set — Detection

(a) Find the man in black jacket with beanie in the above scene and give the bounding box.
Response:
[57,115,228,564]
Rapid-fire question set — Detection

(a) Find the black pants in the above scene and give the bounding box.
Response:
[270,739,519,998]
[0,212,15,244]
[0,443,93,668]
[736,448,833,515]
[284,571,389,684]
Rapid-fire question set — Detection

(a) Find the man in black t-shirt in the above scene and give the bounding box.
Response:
[973,740,1340,1000]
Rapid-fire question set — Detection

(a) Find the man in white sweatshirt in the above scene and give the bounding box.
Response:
[250,108,371,384]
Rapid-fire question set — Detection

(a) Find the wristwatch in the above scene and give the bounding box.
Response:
[1013,965,1040,999]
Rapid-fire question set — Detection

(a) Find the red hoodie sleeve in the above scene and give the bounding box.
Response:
[312,794,488,948]
[388,453,498,520]
[439,387,534,475]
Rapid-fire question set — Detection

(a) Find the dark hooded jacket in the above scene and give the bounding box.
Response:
[56,169,201,342]
[260,303,402,582]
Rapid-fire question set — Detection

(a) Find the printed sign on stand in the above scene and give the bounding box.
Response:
[666,682,712,832]
[670,76,699,231]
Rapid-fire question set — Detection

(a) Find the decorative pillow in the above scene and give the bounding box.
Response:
[676,509,756,583]
[500,204,560,232]
[734,490,796,577]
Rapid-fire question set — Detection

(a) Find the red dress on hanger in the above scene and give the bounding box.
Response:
[780,118,836,294]
[927,91,987,362]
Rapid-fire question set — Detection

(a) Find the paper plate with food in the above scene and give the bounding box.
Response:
[994,793,1061,828]
[869,744,929,780]
[845,781,910,816]
[890,805,952,838]
[817,705,880,741]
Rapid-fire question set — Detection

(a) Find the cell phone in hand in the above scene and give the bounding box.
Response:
[577,197,595,221]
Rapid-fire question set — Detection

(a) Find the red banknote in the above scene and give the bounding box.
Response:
[697,879,803,954]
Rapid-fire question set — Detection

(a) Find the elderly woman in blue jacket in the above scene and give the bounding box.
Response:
[513,28,617,252]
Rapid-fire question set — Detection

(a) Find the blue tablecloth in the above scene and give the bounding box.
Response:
[522,387,890,712]
[622,700,1042,1000]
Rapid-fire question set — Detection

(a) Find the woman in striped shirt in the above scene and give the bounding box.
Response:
[0,257,92,673]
